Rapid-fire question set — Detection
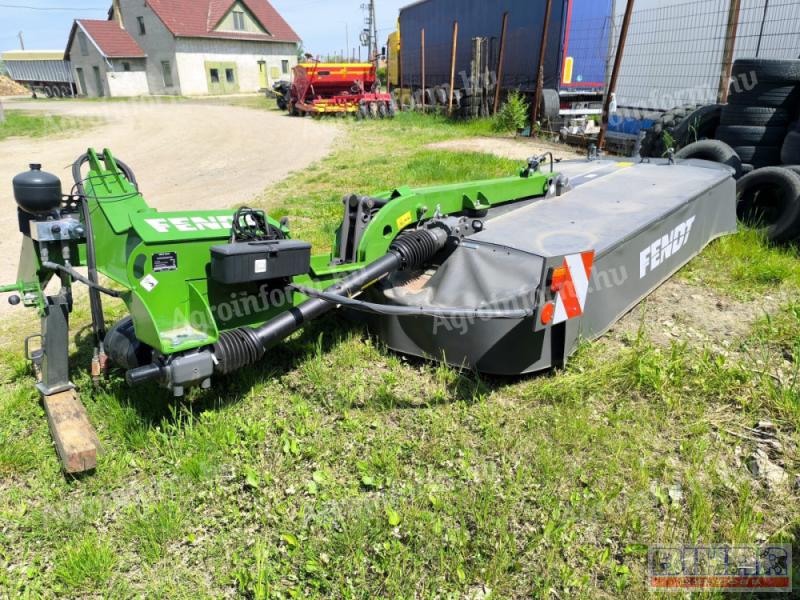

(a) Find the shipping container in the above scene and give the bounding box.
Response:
[2,50,76,98]
[394,0,612,114]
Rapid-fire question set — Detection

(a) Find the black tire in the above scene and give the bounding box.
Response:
[378,101,388,119]
[732,145,782,168]
[736,167,800,242]
[434,86,448,106]
[781,165,800,177]
[674,139,743,177]
[781,126,800,165]
[540,89,560,121]
[452,89,463,109]
[729,82,800,108]
[640,104,707,157]
[716,125,787,147]
[672,104,722,147]
[731,58,800,83]
[719,105,790,127]
[424,88,435,106]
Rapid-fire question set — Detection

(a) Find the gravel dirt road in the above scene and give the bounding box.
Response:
[0,97,340,310]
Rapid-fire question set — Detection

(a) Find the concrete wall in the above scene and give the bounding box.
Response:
[118,0,181,95]
[106,58,149,96]
[68,29,110,97]
[175,38,297,95]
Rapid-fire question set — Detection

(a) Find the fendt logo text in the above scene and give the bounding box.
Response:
[640,216,696,279]
[144,215,234,233]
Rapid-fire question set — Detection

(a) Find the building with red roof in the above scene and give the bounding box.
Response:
[65,0,301,97]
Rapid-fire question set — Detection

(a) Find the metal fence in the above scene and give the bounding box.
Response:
[612,0,800,113]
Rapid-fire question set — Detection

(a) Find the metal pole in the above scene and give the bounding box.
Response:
[493,12,509,115]
[529,0,553,136]
[421,28,426,113]
[597,0,635,151]
[18,31,25,51]
[448,21,459,115]
[717,0,742,103]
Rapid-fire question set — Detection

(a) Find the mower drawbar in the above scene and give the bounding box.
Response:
[124,227,448,392]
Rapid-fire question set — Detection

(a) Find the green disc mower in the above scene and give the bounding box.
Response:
[3,148,736,444]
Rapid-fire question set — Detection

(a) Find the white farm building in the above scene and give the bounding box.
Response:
[64,0,301,97]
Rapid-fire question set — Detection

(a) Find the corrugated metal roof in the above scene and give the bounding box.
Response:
[1,50,65,61]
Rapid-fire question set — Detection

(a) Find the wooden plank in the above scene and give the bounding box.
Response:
[43,390,100,474]
[493,13,509,115]
[448,21,459,115]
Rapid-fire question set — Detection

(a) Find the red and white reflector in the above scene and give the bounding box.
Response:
[549,251,595,325]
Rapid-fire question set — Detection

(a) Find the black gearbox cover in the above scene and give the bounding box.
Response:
[210,239,312,284]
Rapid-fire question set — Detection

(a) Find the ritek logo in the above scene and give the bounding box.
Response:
[640,216,696,278]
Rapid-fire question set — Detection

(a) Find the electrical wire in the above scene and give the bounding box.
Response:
[0,3,104,10]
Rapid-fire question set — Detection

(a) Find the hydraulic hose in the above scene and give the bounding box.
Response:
[287,284,532,319]
[41,262,125,298]
[72,153,138,344]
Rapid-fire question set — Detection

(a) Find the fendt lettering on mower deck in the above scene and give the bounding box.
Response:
[3,148,737,471]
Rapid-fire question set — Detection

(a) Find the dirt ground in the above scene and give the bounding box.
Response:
[0,97,340,310]
[428,136,586,162]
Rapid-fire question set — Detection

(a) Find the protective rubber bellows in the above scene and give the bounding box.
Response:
[736,167,800,243]
[389,228,446,271]
[213,326,265,375]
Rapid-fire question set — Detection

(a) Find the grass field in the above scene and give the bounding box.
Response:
[0,106,798,598]
[0,110,93,141]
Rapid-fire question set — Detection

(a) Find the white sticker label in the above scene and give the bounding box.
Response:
[141,274,159,292]
[254,259,267,274]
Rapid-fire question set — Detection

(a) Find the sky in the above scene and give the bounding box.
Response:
[0,0,409,56]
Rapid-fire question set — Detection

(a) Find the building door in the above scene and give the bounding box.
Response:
[205,62,239,94]
[92,66,104,97]
[258,61,267,89]
[76,68,87,96]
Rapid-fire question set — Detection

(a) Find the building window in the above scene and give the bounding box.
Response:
[78,32,89,56]
[232,10,245,31]
[137,16,146,35]
[225,68,235,84]
[281,60,289,75]
[161,61,173,87]
[210,68,220,83]
[122,62,131,72]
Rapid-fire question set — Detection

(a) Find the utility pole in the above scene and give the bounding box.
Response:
[360,0,379,63]
[18,31,25,50]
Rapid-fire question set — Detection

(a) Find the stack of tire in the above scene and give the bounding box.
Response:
[640,103,723,158]
[715,59,800,171]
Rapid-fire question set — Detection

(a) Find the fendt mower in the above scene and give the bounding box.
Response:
[4,149,737,471]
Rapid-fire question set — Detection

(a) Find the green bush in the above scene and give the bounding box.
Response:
[495,90,529,133]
